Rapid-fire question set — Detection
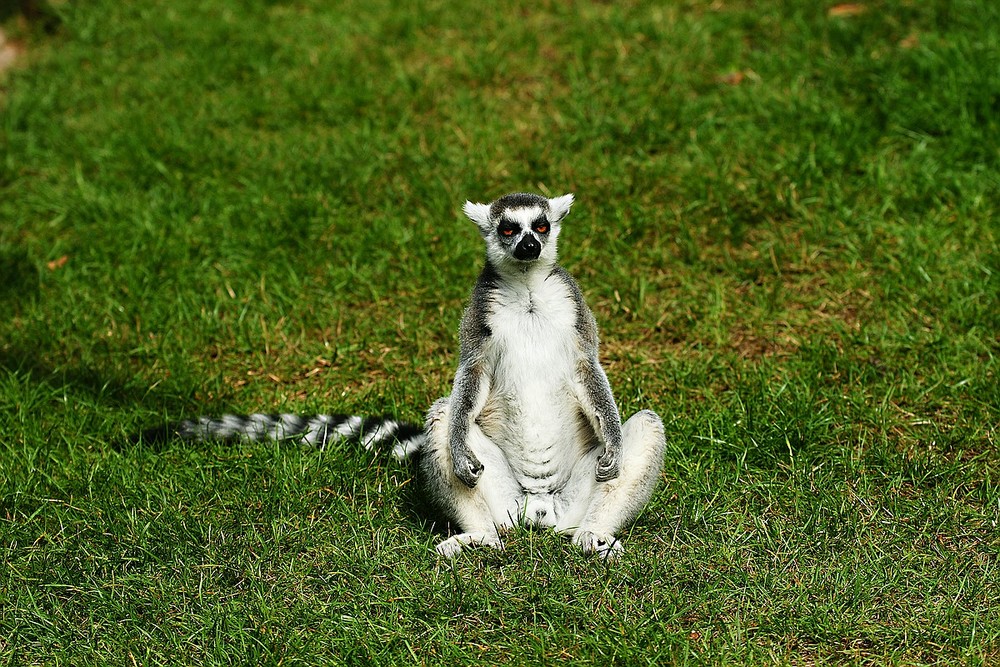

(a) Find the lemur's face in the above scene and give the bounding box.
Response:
[495,205,551,262]
[463,193,575,270]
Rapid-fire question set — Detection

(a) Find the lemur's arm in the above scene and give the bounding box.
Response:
[448,360,490,488]
[449,272,496,488]
[560,267,624,482]
[577,355,624,482]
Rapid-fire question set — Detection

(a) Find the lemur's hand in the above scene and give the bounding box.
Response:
[595,446,621,482]
[452,446,484,488]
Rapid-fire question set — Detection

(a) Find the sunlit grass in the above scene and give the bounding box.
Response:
[1,0,997,664]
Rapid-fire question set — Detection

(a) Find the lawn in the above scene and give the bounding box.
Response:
[1,0,998,664]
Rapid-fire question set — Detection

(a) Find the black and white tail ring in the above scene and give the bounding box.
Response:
[144,413,426,460]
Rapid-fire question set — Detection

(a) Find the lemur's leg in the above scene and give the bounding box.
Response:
[555,409,665,559]
[419,397,523,557]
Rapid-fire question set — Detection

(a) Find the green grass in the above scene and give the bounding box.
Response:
[1,0,998,664]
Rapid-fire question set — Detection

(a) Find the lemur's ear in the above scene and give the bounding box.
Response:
[463,201,493,234]
[547,194,575,222]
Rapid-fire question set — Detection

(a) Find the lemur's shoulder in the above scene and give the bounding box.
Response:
[548,265,600,352]
[457,261,501,364]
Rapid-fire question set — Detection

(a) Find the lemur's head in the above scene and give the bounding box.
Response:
[463,192,574,270]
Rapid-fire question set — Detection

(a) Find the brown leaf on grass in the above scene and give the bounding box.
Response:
[899,33,920,49]
[46,255,69,270]
[828,3,866,17]
[717,70,745,86]
[715,69,760,86]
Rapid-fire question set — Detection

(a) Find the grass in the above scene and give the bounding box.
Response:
[1,0,998,664]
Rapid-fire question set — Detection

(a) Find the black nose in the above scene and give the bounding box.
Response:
[513,236,541,261]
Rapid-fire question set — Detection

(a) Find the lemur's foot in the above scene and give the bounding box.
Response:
[435,532,502,558]
[574,530,623,560]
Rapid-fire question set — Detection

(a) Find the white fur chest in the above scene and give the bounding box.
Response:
[485,271,579,386]
[478,271,587,488]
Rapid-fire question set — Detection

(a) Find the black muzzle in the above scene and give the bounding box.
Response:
[513,236,541,261]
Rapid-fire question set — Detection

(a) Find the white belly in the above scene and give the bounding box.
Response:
[476,277,593,491]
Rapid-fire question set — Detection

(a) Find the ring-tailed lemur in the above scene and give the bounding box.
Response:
[155,193,666,559]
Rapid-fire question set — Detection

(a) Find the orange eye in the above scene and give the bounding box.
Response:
[535,224,548,234]
[500,228,514,236]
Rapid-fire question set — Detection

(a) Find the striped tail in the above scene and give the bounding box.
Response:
[142,413,426,460]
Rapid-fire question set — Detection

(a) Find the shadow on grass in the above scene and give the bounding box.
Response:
[0,342,235,450]
[0,247,39,308]
[0,0,62,32]
[393,455,456,542]
[0,348,142,405]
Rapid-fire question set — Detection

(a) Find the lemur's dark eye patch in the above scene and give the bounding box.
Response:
[532,217,549,234]
[498,221,518,237]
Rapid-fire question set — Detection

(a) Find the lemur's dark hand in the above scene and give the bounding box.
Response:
[453,447,484,488]
[595,446,621,482]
